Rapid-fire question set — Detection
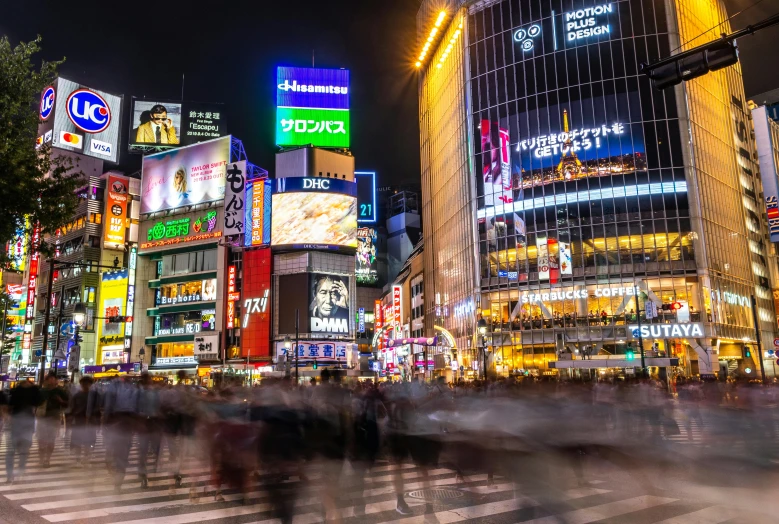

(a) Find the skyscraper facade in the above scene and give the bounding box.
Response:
[417,0,779,379]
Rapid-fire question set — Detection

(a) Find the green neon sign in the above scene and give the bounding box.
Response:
[147,211,217,241]
[275,107,350,148]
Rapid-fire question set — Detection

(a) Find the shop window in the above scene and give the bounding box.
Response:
[89,213,102,225]
[83,286,96,305]
[157,342,195,358]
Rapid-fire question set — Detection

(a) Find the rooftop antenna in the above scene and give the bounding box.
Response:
[181,73,185,101]
[312,50,315,67]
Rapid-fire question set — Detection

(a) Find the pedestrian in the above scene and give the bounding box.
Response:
[5,379,42,483]
[68,376,98,466]
[137,372,162,489]
[38,372,68,467]
[103,376,140,491]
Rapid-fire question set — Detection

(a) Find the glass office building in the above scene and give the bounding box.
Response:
[417,0,779,379]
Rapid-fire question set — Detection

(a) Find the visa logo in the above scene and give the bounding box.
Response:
[89,138,113,157]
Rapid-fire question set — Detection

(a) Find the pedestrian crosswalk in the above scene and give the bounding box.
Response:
[0,433,775,523]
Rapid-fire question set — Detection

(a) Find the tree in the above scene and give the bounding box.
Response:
[0,36,82,264]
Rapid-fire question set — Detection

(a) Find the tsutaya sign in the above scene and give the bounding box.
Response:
[522,285,641,304]
[630,323,704,339]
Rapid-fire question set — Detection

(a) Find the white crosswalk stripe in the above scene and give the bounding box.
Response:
[0,435,775,523]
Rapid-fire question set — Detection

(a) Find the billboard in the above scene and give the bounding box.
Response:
[356,227,378,284]
[753,106,779,242]
[103,174,129,247]
[97,270,128,365]
[356,171,377,223]
[480,120,513,207]
[276,67,350,148]
[223,161,246,236]
[37,77,123,163]
[244,179,272,247]
[140,136,230,214]
[310,273,350,334]
[240,248,272,359]
[278,273,310,334]
[128,99,226,153]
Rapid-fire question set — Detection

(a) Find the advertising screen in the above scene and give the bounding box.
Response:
[128,99,226,153]
[103,174,129,247]
[240,248,272,359]
[139,208,223,251]
[37,77,123,163]
[97,270,128,364]
[140,136,230,214]
[309,273,350,335]
[271,192,357,248]
[278,273,310,334]
[356,227,378,284]
[276,66,350,148]
[355,171,377,223]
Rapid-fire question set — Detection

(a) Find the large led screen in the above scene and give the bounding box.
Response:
[140,136,230,214]
[271,192,357,248]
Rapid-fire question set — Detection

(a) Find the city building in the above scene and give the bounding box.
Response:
[386,191,422,283]
[416,0,779,380]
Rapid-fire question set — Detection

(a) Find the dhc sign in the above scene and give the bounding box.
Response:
[630,323,703,339]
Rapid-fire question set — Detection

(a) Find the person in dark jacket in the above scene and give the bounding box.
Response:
[69,377,98,466]
[5,379,42,483]
[38,373,68,467]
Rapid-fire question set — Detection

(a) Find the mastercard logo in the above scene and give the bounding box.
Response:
[59,130,82,147]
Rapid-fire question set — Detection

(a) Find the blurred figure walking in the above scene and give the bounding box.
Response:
[37,372,68,467]
[5,379,41,483]
[68,376,99,467]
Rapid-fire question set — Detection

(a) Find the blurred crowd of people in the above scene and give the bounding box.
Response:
[1,371,778,522]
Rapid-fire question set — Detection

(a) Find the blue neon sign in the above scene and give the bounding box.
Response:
[276,67,350,110]
[356,171,377,223]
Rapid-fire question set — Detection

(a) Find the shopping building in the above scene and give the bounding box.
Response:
[416,0,779,379]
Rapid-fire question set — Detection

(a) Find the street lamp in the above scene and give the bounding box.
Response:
[73,303,87,328]
[478,318,488,381]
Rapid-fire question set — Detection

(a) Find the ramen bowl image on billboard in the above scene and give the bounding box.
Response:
[271,177,357,248]
[140,136,231,214]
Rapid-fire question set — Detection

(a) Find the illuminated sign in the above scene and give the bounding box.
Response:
[310,273,350,334]
[355,171,377,223]
[227,265,237,330]
[630,323,704,339]
[243,289,269,328]
[156,356,197,365]
[513,24,541,51]
[272,192,357,248]
[275,176,357,196]
[124,246,136,351]
[37,78,122,163]
[97,270,128,363]
[453,299,475,317]
[244,179,272,247]
[519,123,625,159]
[714,290,751,307]
[140,136,230,214]
[374,299,382,330]
[358,308,365,333]
[275,67,350,148]
[141,210,220,250]
[276,341,349,360]
[565,4,612,41]
[104,174,129,247]
[521,285,642,304]
[393,286,402,333]
[223,161,246,236]
[128,99,227,153]
[25,226,40,321]
[753,106,779,242]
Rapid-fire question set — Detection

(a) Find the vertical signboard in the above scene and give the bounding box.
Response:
[227,265,237,330]
[25,227,40,321]
[223,160,246,236]
[104,174,129,247]
[241,249,272,358]
[244,178,272,247]
[275,67,350,148]
[480,120,514,207]
[358,308,365,333]
[124,246,137,355]
[559,241,572,275]
[393,285,402,335]
[374,299,382,330]
[752,105,779,242]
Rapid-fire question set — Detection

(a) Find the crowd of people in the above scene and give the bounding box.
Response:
[1,371,778,522]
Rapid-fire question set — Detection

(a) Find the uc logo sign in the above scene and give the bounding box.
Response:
[66,89,111,133]
[40,86,55,120]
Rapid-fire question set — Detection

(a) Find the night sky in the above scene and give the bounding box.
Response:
[2,0,777,187]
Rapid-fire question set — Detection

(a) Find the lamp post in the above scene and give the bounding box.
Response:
[478,318,488,381]
[284,335,292,379]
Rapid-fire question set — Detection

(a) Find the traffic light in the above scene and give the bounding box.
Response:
[661,302,683,311]
[645,39,739,90]
[626,349,635,361]
[312,360,318,370]
[746,349,751,358]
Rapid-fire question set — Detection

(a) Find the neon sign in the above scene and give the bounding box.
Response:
[630,323,703,339]
[565,4,612,41]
